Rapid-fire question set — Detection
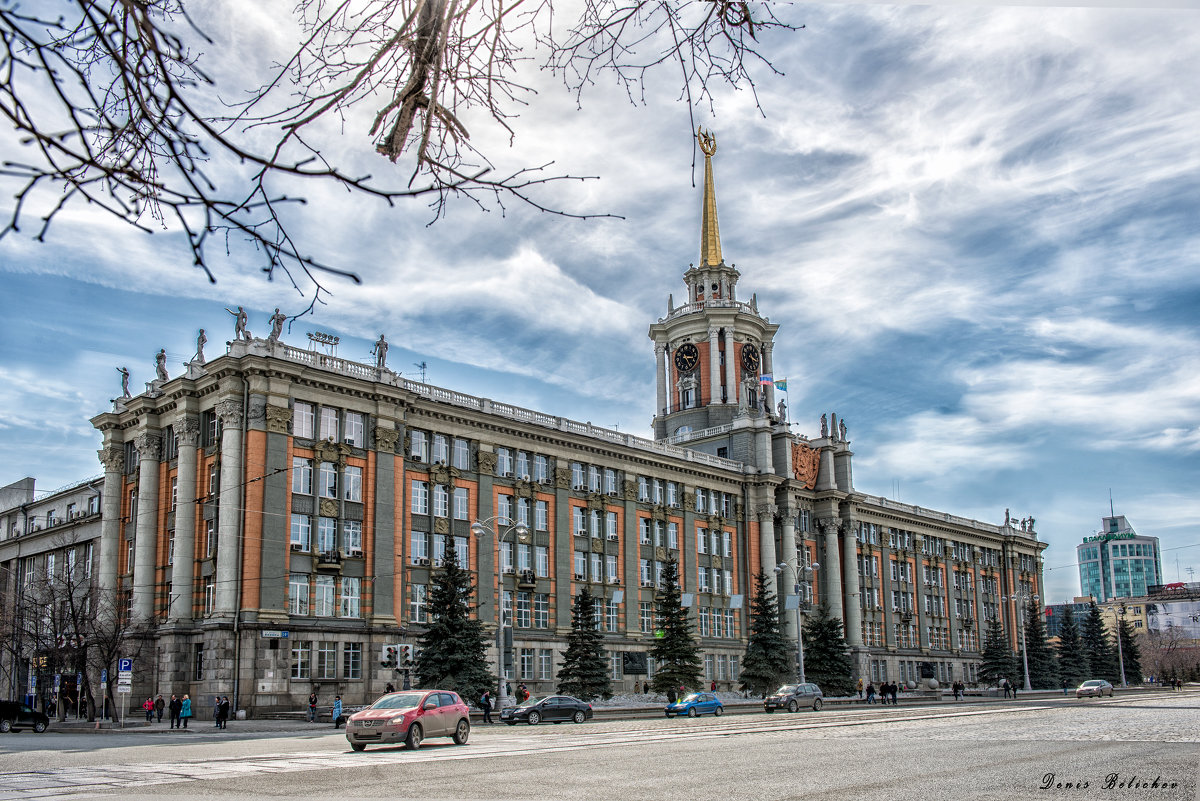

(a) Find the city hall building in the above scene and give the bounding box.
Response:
[1,137,1046,715]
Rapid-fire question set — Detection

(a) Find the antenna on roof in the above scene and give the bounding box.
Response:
[413,361,428,383]
[1109,488,1114,517]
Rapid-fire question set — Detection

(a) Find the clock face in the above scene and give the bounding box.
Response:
[674,343,699,373]
[741,344,760,373]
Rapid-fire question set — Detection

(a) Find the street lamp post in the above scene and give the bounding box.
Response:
[774,561,820,684]
[1109,604,1128,688]
[471,516,530,709]
[1003,591,1039,692]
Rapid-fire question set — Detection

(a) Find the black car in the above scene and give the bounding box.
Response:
[763,683,823,713]
[500,695,593,725]
[0,701,50,733]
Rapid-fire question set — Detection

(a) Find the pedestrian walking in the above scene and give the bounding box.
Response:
[217,696,230,729]
[1002,679,1010,699]
[384,683,395,694]
[1062,679,1069,696]
[643,681,649,694]
[891,682,899,705]
[479,690,493,724]
[865,683,875,704]
[142,696,154,722]
[213,695,221,727]
[857,678,863,699]
[333,696,344,728]
[1011,684,1018,699]
[308,691,318,722]
[180,695,192,729]
[667,687,677,704]
[155,694,165,722]
[168,694,182,728]
[710,680,717,692]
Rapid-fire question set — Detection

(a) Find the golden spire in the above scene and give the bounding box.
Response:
[697,127,723,267]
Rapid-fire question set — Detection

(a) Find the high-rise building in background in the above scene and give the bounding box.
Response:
[1077,515,1162,602]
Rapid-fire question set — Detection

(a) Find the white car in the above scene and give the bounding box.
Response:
[1075,680,1114,698]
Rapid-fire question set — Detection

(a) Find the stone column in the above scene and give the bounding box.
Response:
[214,398,244,617]
[757,504,778,589]
[168,416,200,621]
[654,343,667,418]
[762,341,775,411]
[371,424,400,625]
[820,518,844,620]
[722,330,736,406]
[97,447,124,593]
[707,326,721,406]
[841,517,863,647]
[132,430,162,622]
[779,506,800,639]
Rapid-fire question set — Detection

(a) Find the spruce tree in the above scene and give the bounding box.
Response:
[980,617,1015,687]
[1117,617,1141,685]
[800,603,854,696]
[1082,602,1121,682]
[1022,600,1059,689]
[649,558,703,694]
[1055,607,1088,689]
[739,571,794,695]
[414,548,494,703]
[556,588,612,701]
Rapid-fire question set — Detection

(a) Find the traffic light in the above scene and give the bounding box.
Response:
[399,645,412,667]
[381,645,398,669]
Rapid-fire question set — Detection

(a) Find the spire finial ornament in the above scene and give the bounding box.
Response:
[697,126,723,267]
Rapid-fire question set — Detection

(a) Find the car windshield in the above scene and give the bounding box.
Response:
[774,685,800,695]
[369,692,426,710]
[1081,681,1101,687]
[681,693,705,703]
[521,697,547,707]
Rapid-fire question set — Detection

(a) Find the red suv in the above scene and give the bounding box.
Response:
[346,690,470,751]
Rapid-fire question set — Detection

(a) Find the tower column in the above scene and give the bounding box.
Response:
[132,430,162,622]
[779,506,799,639]
[655,343,667,418]
[214,397,244,617]
[169,416,200,622]
[96,446,124,594]
[757,504,778,589]
[722,329,736,407]
[841,516,863,646]
[820,517,844,621]
[707,326,721,405]
[762,341,775,412]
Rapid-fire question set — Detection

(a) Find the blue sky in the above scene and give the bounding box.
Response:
[1,2,1198,604]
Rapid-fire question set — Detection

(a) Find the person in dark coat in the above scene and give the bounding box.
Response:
[155,694,165,722]
[479,690,493,724]
[168,694,182,728]
[217,696,230,729]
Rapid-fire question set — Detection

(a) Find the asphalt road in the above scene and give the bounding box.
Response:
[1,692,1196,800]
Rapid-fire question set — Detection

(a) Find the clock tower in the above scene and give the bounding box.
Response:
[649,129,781,467]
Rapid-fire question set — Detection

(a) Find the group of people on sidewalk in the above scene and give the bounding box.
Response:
[863,682,901,704]
[307,691,347,728]
[139,693,230,728]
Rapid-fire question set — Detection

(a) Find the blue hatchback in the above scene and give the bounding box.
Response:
[665,692,723,718]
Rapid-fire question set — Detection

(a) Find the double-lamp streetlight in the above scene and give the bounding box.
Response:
[1002,590,1039,692]
[774,560,820,684]
[471,515,529,709]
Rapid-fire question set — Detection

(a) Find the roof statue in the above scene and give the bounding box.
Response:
[697,126,723,268]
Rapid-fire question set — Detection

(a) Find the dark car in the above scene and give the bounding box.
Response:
[0,701,50,733]
[500,695,594,725]
[764,683,823,712]
[344,690,470,751]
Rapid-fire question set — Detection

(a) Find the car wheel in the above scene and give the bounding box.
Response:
[350,742,366,752]
[573,711,586,724]
[714,706,723,716]
[687,707,698,718]
[764,708,774,714]
[813,698,822,712]
[0,719,11,733]
[453,719,470,745]
[32,721,47,733]
[787,700,798,713]
[506,721,516,726]
[665,712,673,718]
[527,711,541,725]
[405,723,423,750]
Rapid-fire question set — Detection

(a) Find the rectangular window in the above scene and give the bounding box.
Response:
[698,529,708,554]
[573,506,585,535]
[433,485,449,517]
[520,648,535,680]
[640,602,654,633]
[454,488,470,520]
[291,640,310,680]
[317,517,336,553]
[410,430,428,462]
[571,462,585,488]
[289,573,309,615]
[343,520,362,556]
[410,584,427,622]
[638,476,649,502]
[574,551,586,578]
[640,518,651,544]
[343,466,362,502]
[170,478,178,511]
[501,541,514,573]
[517,543,532,572]
[410,531,429,563]
[588,465,601,492]
[604,468,617,495]
[341,576,361,617]
[610,653,623,680]
[290,514,311,551]
[343,643,362,679]
[433,434,449,464]
[194,644,205,681]
[204,521,215,558]
[453,438,471,470]
[498,447,514,476]
[434,534,448,565]
[722,530,731,557]
[668,522,678,550]
[535,500,548,531]
[455,535,469,566]
[534,454,549,483]
[516,451,529,478]
[314,574,335,616]
[516,592,532,628]
[412,481,429,515]
[517,497,530,527]
[641,559,652,586]
[534,594,549,628]
[293,402,315,438]
[319,407,339,441]
[666,482,678,507]
[319,462,337,498]
[498,494,514,524]
[344,412,365,447]
[591,553,603,583]
[695,488,706,513]
[536,546,549,577]
[317,641,337,679]
[292,458,313,495]
[606,600,619,632]
[606,511,618,540]
[538,649,553,680]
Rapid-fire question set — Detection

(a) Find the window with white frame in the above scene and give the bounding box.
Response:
[410,583,427,622]
[317,641,337,679]
[606,511,618,539]
[291,640,310,679]
[410,531,428,563]
[668,522,678,550]
[606,554,618,583]
[344,412,365,447]
[534,454,549,483]
[433,485,449,517]
[535,545,549,577]
[410,430,428,462]
[343,643,362,679]
[538,648,553,679]
[343,466,362,502]
[343,520,362,556]
[412,481,429,515]
[432,434,449,464]
[289,573,309,615]
[639,518,651,544]
[341,576,361,617]
[314,574,335,616]
[290,514,311,550]
[534,593,549,628]
[535,500,548,531]
[318,462,337,498]
[640,602,654,633]
[292,457,313,495]
[454,487,469,520]
[498,448,514,476]
[453,438,470,469]
[293,402,315,439]
[319,407,339,441]
[316,517,336,553]
[606,600,619,632]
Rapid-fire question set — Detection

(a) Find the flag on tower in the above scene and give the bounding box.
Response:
[759,373,773,385]
[774,378,787,391]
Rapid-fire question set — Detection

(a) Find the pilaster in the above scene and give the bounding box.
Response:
[97,446,124,594]
[214,397,244,618]
[132,429,162,622]
[169,416,199,621]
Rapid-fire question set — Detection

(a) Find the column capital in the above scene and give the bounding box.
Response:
[215,397,244,428]
[97,446,124,473]
[175,415,201,447]
[135,431,162,462]
[654,342,666,355]
[373,425,400,452]
[756,503,778,521]
[265,403,291,435]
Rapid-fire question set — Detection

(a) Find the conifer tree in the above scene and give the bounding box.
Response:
[556,588,612,701]
[414,548,493,703]
[1055,607,1088,688]
[980,617,1015,686]
[800,603,854,696]
[739,572,794,695]
[1082,602,1121,682]
[1117,616,1142,685]
[649,558,703,694]
[1022,600,1060,689]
